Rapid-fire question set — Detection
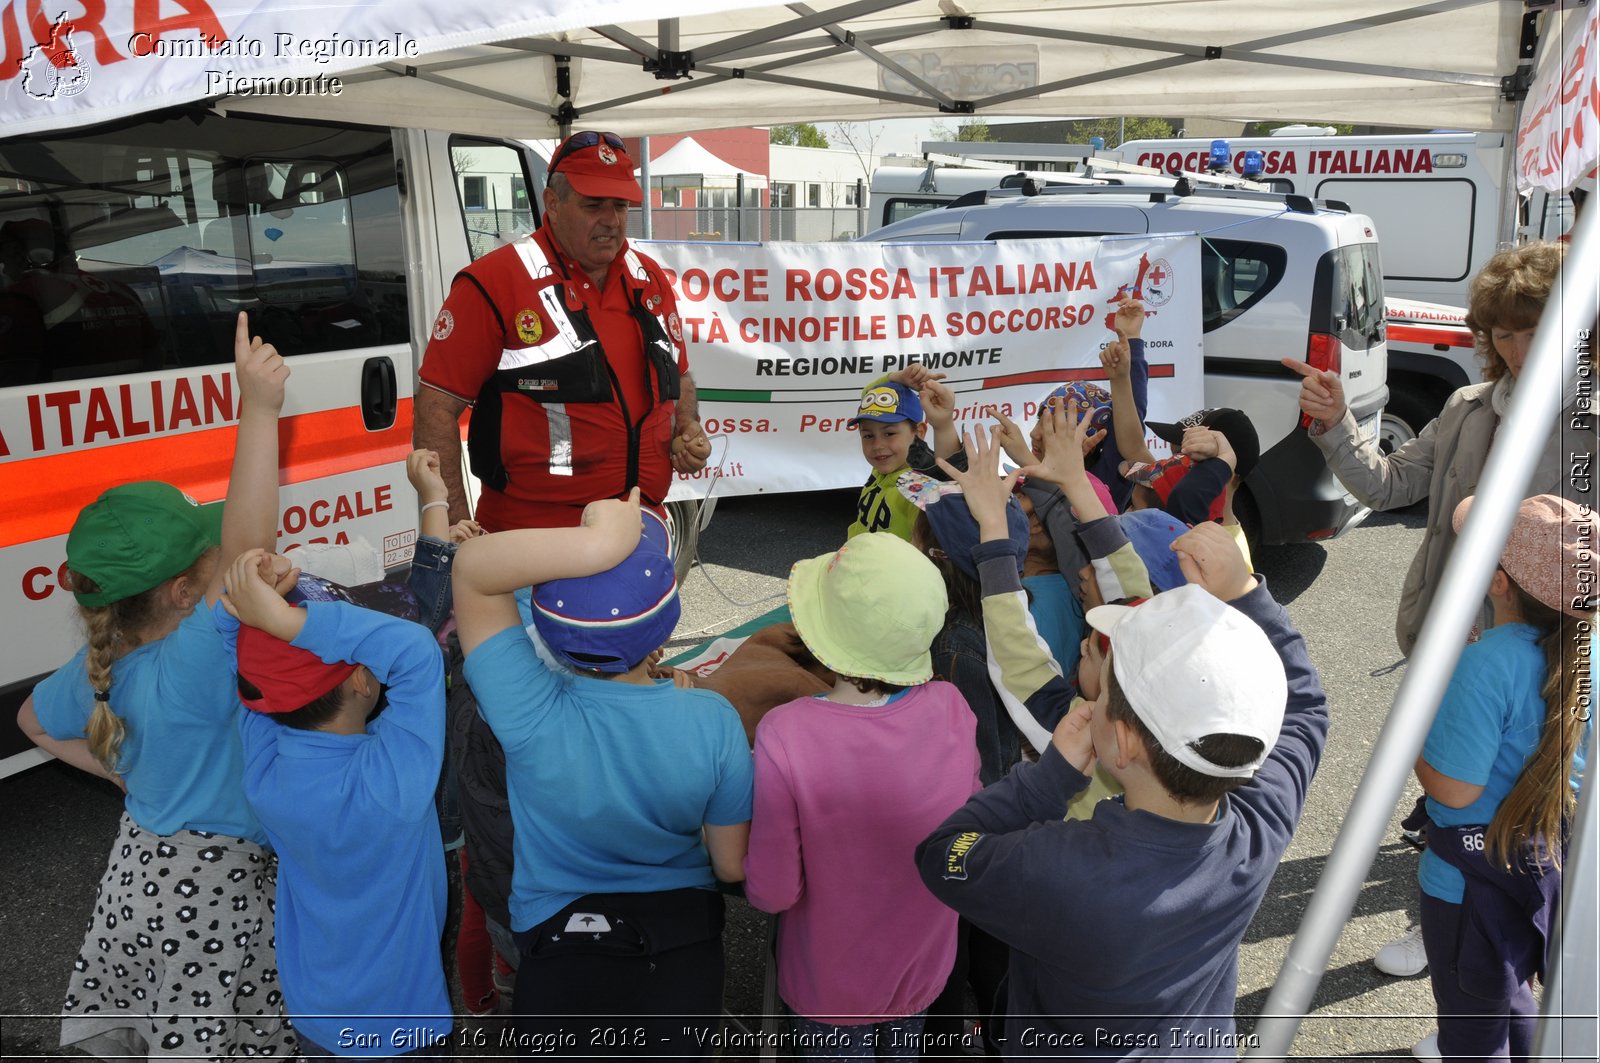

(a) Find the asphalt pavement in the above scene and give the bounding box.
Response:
[0,489,1438,1060]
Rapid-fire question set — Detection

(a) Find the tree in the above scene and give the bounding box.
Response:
[1058,116,1175,149]
[930,118,997,142]
[769,123,830,148]
[830,122,883,181]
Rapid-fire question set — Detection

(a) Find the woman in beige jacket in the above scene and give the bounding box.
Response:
[1284,241,1581,1006]
[1285,241,1579,657]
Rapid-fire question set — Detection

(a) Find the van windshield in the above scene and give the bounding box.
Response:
[0,112,407,386]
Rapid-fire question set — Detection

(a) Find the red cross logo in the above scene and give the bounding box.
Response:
[1148,263,1168,285]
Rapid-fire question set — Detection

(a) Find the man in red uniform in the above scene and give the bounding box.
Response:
[414,132,711,530]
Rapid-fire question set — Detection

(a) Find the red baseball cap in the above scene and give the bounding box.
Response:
[237,618,356,714]
[548,131,641,204]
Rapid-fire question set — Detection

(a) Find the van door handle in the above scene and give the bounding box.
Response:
[361,356,397,431]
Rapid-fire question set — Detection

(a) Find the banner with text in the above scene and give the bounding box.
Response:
[650,235,1204,501]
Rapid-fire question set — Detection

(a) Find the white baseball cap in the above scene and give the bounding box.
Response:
[1086,583,1287,778]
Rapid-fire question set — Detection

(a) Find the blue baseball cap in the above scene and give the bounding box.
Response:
[530,511,679,673]
[1118,508,1189,593]
[848,382,924,427]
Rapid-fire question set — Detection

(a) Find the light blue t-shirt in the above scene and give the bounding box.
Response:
[1420,624,1591,903]
[226,601,451,1056]
[33,602,263,843]
[466,624,754,932]
[1022,572,1085,686]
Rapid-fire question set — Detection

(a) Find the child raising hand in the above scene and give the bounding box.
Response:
[18,312,296,1058]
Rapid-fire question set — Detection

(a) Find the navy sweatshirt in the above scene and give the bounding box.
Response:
[916,543,1329,1058]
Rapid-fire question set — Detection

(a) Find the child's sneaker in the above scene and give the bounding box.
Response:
[1374,925,1428,976]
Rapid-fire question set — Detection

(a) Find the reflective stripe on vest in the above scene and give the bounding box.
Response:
[501,238,593,368]
[547,403,574,477]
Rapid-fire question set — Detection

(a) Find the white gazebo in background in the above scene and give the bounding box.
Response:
[637,136,767,240]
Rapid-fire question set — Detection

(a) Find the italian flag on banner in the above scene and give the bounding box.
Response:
[648,235,1205,501]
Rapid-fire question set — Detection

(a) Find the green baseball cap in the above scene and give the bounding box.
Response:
[66,482,223,607]
[787,533,947,686]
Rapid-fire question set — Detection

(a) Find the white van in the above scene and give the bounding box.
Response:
[1121,131,1509,312]
[0,111,711,777]
[870,164,1102,231]
[868,181,1391,551]
[1118,131,1593,444]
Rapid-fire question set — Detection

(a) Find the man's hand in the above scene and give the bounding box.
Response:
[406,449,448,505]
[1281,357,1347,425]
[221,549,301,638]
[935,425,1020,539]
[1099,329,1133,385]
[234,312,289,414]
[1171,522,1258,601]
[1113,297,1146,340]
[1050,698,1098,776]
[670,420,713,474]
[922,378,957,430]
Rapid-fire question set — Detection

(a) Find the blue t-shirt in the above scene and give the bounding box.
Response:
[226,601,452,1056]
[32,602,263,843]
[1022,572,1085,684]
[1420,624,1591,903]
[466,624,754,932]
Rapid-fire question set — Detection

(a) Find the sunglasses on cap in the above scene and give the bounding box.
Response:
[547,131,626,174]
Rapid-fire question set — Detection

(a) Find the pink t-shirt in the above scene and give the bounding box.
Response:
[743,681,981,1024]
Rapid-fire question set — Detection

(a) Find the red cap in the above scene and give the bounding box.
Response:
[237,621,356,714]
[548,132,642,204]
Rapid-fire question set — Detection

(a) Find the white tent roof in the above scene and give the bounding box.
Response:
[2,1,1533,141]
[639,137,749,178]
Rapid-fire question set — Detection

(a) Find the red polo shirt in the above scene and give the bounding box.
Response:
[419,227,688,530]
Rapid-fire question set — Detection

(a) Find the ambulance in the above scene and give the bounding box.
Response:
[875,132,1582,452]
[1119,130,1591,448]
[0,110,706,776]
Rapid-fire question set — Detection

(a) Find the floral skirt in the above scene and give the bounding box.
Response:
[60,813,297,1059]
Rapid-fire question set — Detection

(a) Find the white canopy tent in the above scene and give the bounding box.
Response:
[2,1,1531,141]
[639,136,750,179]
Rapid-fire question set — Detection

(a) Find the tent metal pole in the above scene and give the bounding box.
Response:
[1496,5,1545,248]
[1248,200,1597,1061]
[640,136,653,240]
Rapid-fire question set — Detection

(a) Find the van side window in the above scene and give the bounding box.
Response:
[0,113,407,384]
[449,137,537,261]
[1199,240,1288,331]
[883,198,948,227]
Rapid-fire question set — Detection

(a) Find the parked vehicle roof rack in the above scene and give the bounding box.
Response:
[982,183,1334,214]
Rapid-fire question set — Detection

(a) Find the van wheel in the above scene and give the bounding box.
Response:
[1379,390,1432,455]
[664,499,700,584]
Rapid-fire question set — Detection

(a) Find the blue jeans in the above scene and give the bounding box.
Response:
[407,536,461,848]
[788,1009,928,1061]
[407,535,458,637]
